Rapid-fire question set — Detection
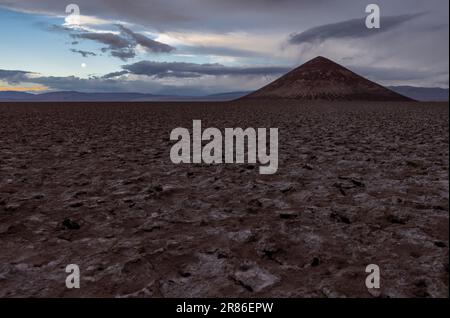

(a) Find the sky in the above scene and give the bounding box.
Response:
[0,0,448,95]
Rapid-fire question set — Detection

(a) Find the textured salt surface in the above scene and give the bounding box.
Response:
[0,101,448,297]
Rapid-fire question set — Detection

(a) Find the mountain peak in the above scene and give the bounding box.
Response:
[245,56,414,101]
[306,55,333,63]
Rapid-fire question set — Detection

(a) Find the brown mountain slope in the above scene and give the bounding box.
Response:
[244,56,414,101]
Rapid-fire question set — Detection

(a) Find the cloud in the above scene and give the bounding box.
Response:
[0,64,287,95]
[2,57,447,96]
[0,71,240,95]
[70,49,97,57]
[351,65,449,87]
[110,49,136,60]
[0,0,447,90]
[117,25,174,53]
[102,70,129,79]
[178,45,265,58]
[65,24,175,60]
[9,73,162,93]
[289,13,425,45]
[72,31,129,50]
[121,61,290,78]
[0,0,321,31]
[0,69,32,84]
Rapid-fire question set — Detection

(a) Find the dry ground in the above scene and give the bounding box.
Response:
[0,101,448,297]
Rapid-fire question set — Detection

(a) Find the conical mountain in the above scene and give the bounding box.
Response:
[245,56,414,101]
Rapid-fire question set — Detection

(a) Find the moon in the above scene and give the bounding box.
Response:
[81,63,87,68]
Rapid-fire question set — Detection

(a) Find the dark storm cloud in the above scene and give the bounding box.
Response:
[289,13,425,45]
[117,25,174,53]
[110,49,136,61]
[121,61,290,78]
[1,0,446,33]
[65,25,175,60]
[72,31,129,50]
[70,49,97,57]
[0,69,32,84]
[0,0,325,31]
[102,70,129,79]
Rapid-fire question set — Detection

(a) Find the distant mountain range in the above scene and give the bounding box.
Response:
[0,59,448,103]
[387,86,449,102]
[1,87,447,102]
[0,90,254,102]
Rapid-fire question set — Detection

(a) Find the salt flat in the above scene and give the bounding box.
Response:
[0,101,448,297]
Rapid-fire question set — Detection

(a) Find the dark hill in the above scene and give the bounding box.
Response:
[244,56,414,101]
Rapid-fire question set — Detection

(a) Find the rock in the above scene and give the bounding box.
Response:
[68,201,83,208]
[321,287,342,298]
[330,212,351,224]
[406,160,420,168]
[349,179,365,188]
[386,214,408,225]
[228,229,254,243]
[140,221,162,232]
[434,241,446,248]
[178,270,192,278]
[4,203,21,212]
[333,183,347,196]
[62,218,81,230]
[5,223,27,235]
[279,211,298,219]
[412,279,430,297]
[121,258,150,275]
[281,186,294,194]
[335,176,366,192]
[311,257,320,267]
[258,242,284,264]
[233,266,279,293]
[248,199,262,207]
[247,198,262,214]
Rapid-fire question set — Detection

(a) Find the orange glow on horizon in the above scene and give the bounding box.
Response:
[0,85,48,92]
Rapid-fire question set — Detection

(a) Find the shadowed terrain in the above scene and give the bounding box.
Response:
[0,100,448,297]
